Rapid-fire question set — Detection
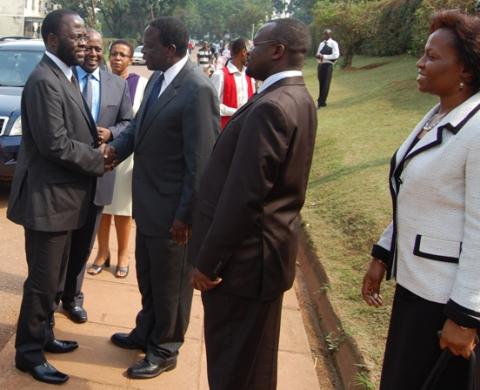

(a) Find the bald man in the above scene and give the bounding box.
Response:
[60,29,132,324]
[190,18,317,390]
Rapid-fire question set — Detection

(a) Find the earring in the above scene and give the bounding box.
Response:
[460,82,465,90]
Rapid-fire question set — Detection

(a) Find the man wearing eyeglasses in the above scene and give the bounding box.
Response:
[7,9,110,385]
[190,18,317,390]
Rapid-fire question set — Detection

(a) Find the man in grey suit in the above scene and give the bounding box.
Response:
[6,9,108,385]
[108,17,219,379]
[61,29,133,324]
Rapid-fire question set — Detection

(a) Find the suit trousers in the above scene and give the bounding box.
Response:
[202,289,283,390]
[61,203,103,307]
[380,284,480,390]
[15,228,72,366]
[130,231,193,363]
[317,63,333,106]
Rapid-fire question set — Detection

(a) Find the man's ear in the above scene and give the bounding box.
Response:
[271,43,286,60]
[47,33,59,52]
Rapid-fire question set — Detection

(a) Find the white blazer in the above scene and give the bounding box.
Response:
[374,92,480,325]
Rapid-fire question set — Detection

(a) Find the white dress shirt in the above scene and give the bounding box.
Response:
[316,38,340,64]
[257,70,302,94]
[210,61,256,116]
[158,54,189,97]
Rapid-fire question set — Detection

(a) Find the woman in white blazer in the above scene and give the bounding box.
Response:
[362,10,480,390]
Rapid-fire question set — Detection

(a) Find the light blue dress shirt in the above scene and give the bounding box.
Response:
[76,66,100,123]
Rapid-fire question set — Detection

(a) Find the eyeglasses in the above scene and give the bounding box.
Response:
[251,39,280,49]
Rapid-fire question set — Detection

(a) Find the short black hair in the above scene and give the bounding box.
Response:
[41,9,79,43]
[230,38,248,56]
[110,39,134,57]
[148,17,188,57]
[430,9,480,91]
[267,18,311,54]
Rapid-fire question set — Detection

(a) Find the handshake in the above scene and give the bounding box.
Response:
[99,143,117,172]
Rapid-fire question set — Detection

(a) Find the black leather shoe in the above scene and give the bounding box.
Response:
[63,305,88,323]
[127,356,177,379]
[16,361,69,384]
[111,333,145,351]
[44,339,79,353]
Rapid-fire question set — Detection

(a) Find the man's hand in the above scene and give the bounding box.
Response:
[191,268,222,291]
[316,54,324,60]
[440,319,478,359]
[97,126,112,144]
[99,143,117,172]
[169,219,191,245]
[361,258,386,307]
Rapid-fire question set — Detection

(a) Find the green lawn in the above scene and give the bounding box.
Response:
[302,55,436,386]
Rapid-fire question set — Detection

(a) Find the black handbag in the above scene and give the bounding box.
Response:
[421,349,476,390]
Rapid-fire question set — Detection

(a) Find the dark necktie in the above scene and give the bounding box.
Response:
[82,73,93,111]
[70,74,79,91]
[144,73,164,114]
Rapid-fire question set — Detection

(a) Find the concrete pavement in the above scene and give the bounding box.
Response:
[0,216,321,389]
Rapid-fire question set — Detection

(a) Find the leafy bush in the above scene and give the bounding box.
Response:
[410,0,474,54]
[362,0,422,56]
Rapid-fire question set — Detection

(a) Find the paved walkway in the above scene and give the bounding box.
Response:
[0,221,320,389]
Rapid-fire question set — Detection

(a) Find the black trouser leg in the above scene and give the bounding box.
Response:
[318,62,333,106]
[15,228,71,367]
[61,204,102,307]
[202,290,283,390]
[132,231,193,362]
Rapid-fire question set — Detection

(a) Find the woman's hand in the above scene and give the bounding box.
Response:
[440,319,477,359]
[362,258,386,307]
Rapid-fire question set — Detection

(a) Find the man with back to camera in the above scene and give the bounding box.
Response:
[107,17,219,379]
[189,18,317,390]
[60,28,133,324]
[316,28,339,108]
[6,9,111,385]
[210,37,256,130]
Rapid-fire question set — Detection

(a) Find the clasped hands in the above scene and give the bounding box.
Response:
[98,143,117,172]
[362,258,477,359]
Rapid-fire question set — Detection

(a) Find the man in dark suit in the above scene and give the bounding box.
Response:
[61,29,132,324]
[6,9,108,385]
[189,18,317,390]
[107,17,219,379]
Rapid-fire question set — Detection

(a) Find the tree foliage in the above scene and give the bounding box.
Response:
[53,0,184,40]
[173,0,273,40]
[410,0,474,54]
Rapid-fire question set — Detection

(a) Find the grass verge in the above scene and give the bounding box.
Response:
[302,55,436,387]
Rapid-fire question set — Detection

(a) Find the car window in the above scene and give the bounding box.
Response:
[134,46,143,54]
[0,50,43,87]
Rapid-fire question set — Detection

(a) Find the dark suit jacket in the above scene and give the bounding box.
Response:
[188,76,317,300]
[90,69,133,206]
[110,59,219,236]
[7,55,104,232]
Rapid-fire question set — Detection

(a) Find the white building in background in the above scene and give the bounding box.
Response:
[0,0,56,38]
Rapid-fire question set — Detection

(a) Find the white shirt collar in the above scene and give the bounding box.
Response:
[257,70,302,94]
[162,54,189,89]
[226,61,243,74]
[45,50,73,81]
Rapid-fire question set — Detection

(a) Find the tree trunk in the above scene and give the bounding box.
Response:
[341,46,354,68]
